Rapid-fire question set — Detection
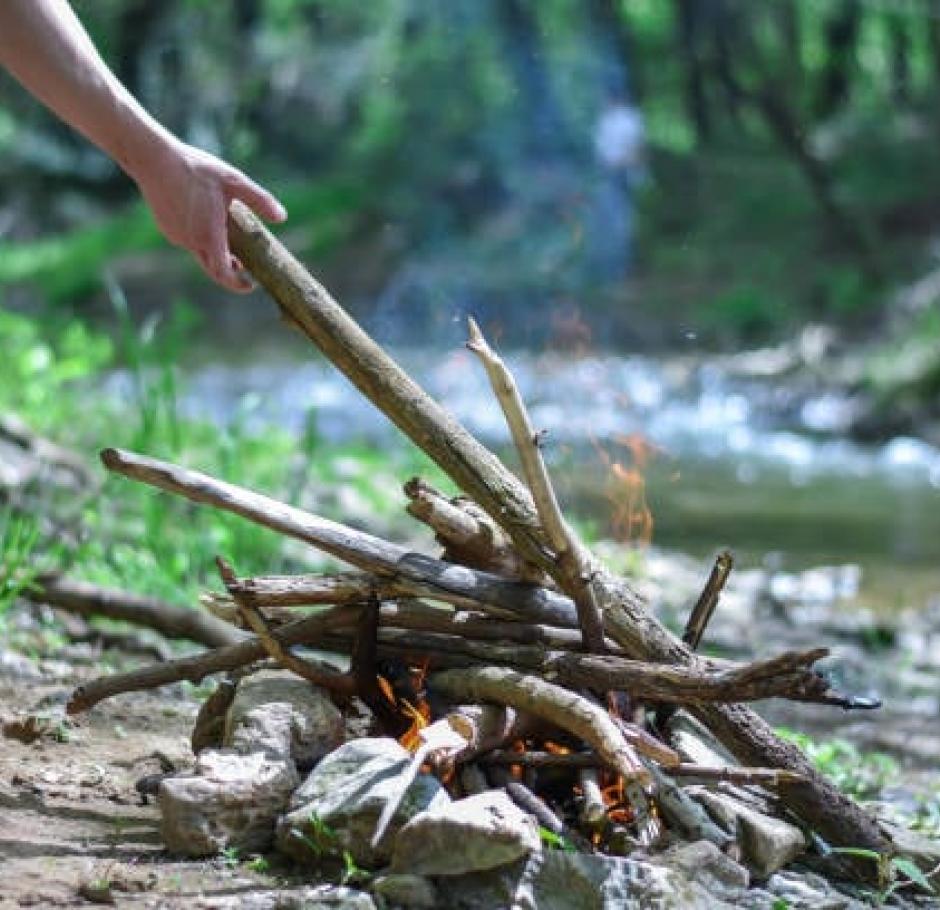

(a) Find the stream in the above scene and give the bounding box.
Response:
[140,334,940,618]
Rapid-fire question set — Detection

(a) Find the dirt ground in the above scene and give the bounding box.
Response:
[0,665,288,909]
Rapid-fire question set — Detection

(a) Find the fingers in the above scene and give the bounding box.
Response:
[225,170,287,224]
[197,207,253,293]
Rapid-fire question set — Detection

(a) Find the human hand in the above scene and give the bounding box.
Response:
[132,138,287,292]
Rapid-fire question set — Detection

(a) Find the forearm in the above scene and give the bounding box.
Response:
[0,0,173,180]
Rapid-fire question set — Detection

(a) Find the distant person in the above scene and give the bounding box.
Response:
[589,90,646,283]
[0,0,286,293]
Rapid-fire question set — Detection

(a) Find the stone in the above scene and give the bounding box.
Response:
[159,749,299,856]
[372,873,438,908]
[189,885,376,909]
[0,649,42,680]
[665,711,737,768]
[277,737,448,868]
[224,669,345,770]
[438,849,739,910]
[690,789,807,877]
[391,790,541,877]
[879,819,940,874]
[762,869,867,909]
[653,839,750,900]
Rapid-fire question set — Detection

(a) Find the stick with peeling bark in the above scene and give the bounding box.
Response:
[404,477,544,582]
[30,573,243,649]
[223,202,894,879]
[217,557,356,696]
[66,605,359,713]
[466,318,606,653]
[99,447,578,627]
[428,667,650,784]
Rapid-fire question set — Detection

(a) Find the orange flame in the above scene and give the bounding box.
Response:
[398,697,431,753]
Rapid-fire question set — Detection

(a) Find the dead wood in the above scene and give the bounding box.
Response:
[218,557,357,696]
[466,317,606,653]
[66,605,359,713]
[100,448,578,627]
[228,200,553,575]
[684,550,734,650]
[428,666,650,785]
[224,202,895,875]
[578,768,606,825]
[29,574,244,649]
[548,647,858,707]
[505,780,566,835]
[479,751,805,787]
[404,477,544,582]
[317,624,856,708]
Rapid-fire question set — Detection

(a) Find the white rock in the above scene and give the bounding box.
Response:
[392,790,541,876]
[690,789,807,876]
[224,670,345,770]
[189,885,376,909]
[653,840,750,899]
[439,849,740,909]
[159,749,299,856]
[372,873,437,908]
[278,737,448,868]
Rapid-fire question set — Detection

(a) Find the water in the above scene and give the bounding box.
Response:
[119,343,940,613]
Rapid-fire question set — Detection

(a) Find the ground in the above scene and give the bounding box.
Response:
[0,667,290,909]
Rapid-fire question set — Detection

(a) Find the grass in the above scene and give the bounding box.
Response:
[0,295,449,615]
[775,728,899,800]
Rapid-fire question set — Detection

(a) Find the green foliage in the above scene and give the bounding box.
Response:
[0,511,42,620]
[829,847,936,904]
[538,826,576,852]
[219,845,240,869]
[295,812,340,859]
[774,728,898,800]
[0,308,113,433]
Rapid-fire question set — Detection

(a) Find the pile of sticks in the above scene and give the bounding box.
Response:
[66,202,894,883]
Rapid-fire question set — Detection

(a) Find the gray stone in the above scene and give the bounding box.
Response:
[665,711,737,768]
[439,849,738,910]
[879,819,940,874]
[224,669,345,770]
[392,790,541,876]
[277,737,449,868]
[372,873,437,908]
[762,869,867,909]
[189,885,376,909]
[0,649,42,679]
[653,839,750,899]
[159,749,299,856]
[691,789,807,877]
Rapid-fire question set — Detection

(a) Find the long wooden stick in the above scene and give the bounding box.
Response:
[29,573,243,649]
[100,447,578,628]
[466,318,606,653]
[228,200,552,573]
[66,605,358,713]
[225,203,893,878]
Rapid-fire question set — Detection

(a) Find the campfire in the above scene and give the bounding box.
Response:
[65,201,895,894]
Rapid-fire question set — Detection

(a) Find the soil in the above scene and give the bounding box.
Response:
[0,664,289,909]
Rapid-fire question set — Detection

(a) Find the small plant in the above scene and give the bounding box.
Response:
[219,845,240,869]
[340,850,369,886]
[293,811,340,859]
[0,510,42,621]
[245,855,270,875]
[538,826,576,853]
[830,847,937,905]
[775,729,898,799]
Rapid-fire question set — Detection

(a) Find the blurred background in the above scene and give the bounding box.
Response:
[1,0,939,618]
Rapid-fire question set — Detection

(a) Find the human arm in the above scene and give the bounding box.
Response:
[0,0,286,292]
